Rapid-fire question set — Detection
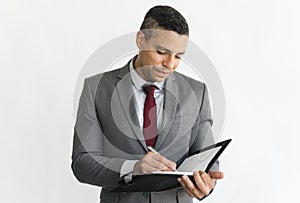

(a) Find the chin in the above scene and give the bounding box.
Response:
[155,78,166,82]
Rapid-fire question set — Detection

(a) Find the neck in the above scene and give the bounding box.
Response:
[132,55,148,82]
[133,55,141,69]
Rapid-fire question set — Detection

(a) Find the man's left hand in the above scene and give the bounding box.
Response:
[177,171,224,199]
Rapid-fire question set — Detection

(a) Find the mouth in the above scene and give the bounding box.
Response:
[155,70,170,78]
[154,68,171,75]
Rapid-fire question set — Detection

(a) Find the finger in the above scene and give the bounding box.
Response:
[145,165,159,173]
[145,158,166,171]
[177,177,196,198]
[150,161,171,171]
[135,155,167,174]
[146,151,155,155]
[181,175,203,198]
[194,171,211,196]
[134,160,158,175]
[208,171,224,180]
[144,154,173,172]
[199,171,215,192]
[151,154,177,171]
[151,153,176,170]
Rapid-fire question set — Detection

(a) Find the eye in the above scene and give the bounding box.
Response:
[157,50,166,55]
[175,55,182,59]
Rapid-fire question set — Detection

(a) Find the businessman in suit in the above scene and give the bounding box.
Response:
[72,5,224,203]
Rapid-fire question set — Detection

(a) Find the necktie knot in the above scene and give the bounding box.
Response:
[143,85,155,96]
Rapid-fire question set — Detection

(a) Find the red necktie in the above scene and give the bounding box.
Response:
[143,85,157,147]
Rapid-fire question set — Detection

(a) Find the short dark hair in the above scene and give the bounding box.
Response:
[140,5,189,40]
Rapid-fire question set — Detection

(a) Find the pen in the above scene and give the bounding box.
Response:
[147,146,178,172]
[147,146,159,154]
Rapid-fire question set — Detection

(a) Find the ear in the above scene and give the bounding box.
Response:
[136,31,145,49]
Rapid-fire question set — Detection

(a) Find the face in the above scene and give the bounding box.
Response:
[134,29,189,82]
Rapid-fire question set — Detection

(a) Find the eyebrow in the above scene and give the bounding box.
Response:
[155,45,185,55]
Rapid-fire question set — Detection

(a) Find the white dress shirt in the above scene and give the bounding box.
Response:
[129,60,165,131]
[120,59,166,180]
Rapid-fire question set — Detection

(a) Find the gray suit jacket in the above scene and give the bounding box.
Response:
[71,60,217,203]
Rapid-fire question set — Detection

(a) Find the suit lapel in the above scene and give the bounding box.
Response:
[155,73,178,150]
[114,63,180,151]
[115,63,148,151]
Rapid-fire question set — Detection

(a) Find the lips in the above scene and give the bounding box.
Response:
[155,69,170,77]
[158,70,169,74]
[154,67,171,74]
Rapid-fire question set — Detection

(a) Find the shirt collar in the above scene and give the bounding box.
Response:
[129,57,165,91]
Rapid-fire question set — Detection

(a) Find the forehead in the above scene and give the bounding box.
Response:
[145,29,189,53]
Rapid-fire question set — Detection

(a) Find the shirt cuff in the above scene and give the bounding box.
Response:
[120,160,139,182]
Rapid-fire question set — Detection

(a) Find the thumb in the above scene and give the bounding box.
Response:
[208,171,224,180]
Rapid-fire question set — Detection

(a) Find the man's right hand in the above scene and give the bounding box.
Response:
[133,152,177,175]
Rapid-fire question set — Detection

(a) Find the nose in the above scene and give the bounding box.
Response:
[162,55,176,70]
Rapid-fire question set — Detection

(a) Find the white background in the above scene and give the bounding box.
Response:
[1,0,300,202]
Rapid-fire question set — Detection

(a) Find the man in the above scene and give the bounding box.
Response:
[72,5,224,203]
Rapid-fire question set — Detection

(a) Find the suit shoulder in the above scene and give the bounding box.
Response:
[173,71,206,90]
[86,66,128,85]
[86,67,123,81]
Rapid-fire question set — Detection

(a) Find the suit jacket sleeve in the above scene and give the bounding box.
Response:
[71,77,126,188]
